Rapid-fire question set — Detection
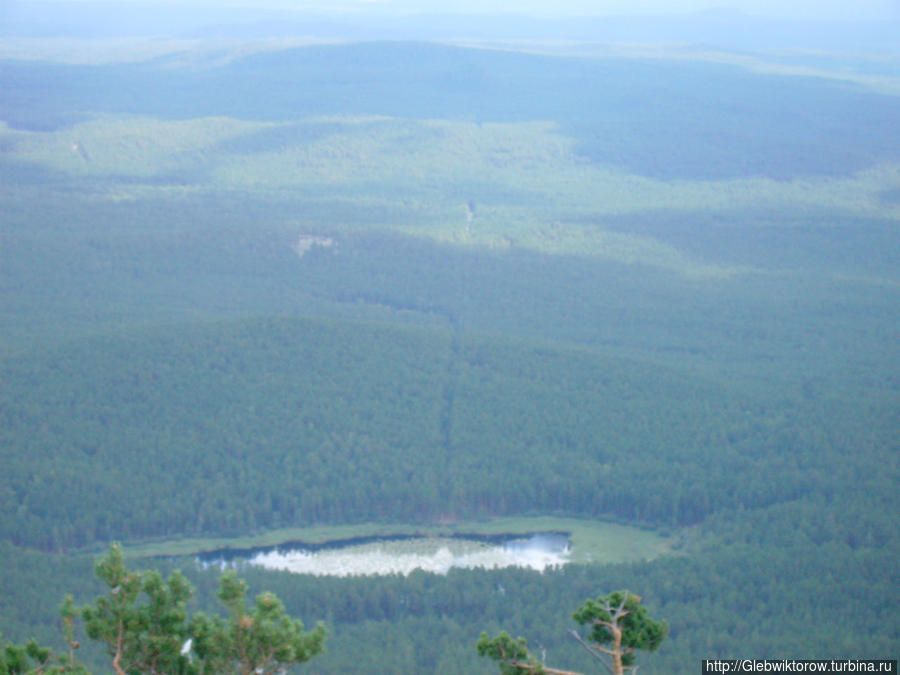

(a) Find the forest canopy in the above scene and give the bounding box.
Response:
[1,35,898,674]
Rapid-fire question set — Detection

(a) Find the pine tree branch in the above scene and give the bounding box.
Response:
[569,630,614,674]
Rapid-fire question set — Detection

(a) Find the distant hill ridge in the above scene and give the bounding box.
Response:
[3,41,900,179]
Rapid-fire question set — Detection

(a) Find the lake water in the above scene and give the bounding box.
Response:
[198,533,570,577]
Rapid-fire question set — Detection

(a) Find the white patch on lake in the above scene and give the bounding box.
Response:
[244,534,570,577]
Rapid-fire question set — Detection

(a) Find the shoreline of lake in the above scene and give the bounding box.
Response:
[199,533,573,577]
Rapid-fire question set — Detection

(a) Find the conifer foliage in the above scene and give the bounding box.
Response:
[1,544,324,675]
[478,590,666,675]
[189,571,325,675]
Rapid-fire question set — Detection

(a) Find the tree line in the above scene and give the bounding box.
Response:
[2,545,325,675]
[3,545,670,675]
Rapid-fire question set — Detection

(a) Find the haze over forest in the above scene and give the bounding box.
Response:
[1,2,898,673]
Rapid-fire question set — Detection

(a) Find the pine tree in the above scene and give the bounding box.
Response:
[3,544,325,675]
[478,590,667,675]
[190,571,325,675]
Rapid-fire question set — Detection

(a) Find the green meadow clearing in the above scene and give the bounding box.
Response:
[123,516,672,565]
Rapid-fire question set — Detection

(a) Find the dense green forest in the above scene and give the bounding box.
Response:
[1,38,898,673]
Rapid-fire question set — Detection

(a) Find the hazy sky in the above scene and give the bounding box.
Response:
[302,0,900,20]
[6,0,900,20]
[3,0,898,50]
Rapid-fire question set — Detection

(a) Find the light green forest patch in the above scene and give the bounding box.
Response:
[455,41,900,96]
[4,114,899,279]
[576,44,900,97]
[5,115,899,221]
[0,115,270,177]
[405,219,747,279]
[684,51,900,97]
[15,114,894,221]
[123,517,671,566]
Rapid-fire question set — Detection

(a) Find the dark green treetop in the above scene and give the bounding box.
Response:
[477,631,547,675]
[82,544,193,675]
[190,571,326,675]
[571,590,668,674]
[479,590,666,675]
[2,544,325,675]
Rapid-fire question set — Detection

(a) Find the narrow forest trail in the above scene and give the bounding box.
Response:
[438,314,461,498]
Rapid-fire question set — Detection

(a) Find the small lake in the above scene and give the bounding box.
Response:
[198,533,570,577]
